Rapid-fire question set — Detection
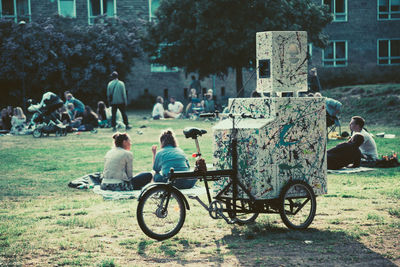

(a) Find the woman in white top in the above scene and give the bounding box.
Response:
[10,107,28,135]
[101,132,152,191]
[152,96,165,120]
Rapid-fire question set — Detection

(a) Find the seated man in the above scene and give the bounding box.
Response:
[164,96,184,119]
[65,93,85,117]
[349,116,378,161]
[327,133,364,170]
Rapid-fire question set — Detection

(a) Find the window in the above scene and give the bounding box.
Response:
[150,44,179,73]
[378,39,400,65]
[0,0,31,22]
[378,0,400,20]
[149,0,159,21]
[58,0,75,18]
[88,0,116,24]
[322,41,348,67]
[323,0,347,22]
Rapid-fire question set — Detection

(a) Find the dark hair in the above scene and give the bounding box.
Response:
[350,133,364,147]
[111,71,118,79]
[113,132,130,148]
[160,129,177,148]
[191,75,196,80]
[351,116,365,129]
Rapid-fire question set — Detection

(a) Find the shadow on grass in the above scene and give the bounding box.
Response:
[222,223,397,266]
[135,223,397,266]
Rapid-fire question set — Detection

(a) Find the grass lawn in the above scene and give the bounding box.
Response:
[0,110,399,266]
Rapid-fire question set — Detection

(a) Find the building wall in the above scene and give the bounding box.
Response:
[311,0,400,87]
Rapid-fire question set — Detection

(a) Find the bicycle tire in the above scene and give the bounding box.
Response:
[137,186,186,240]
[279,180,316,229]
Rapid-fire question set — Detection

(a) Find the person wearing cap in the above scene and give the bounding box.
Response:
[107,71,131,131]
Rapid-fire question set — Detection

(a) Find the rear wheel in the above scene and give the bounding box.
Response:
[279,180,316,229]
[137,186,186,240]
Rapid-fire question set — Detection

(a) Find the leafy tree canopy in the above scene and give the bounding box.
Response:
[142,0,332,95]
[0,15,141,107]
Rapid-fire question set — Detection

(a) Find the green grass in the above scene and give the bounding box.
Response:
[0,105,399,266]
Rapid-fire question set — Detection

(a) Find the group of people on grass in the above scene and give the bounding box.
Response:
[151,89,218,120]
[100,129,197,191]
[0,71,132,135]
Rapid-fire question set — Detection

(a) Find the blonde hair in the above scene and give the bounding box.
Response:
[14,107,26,120]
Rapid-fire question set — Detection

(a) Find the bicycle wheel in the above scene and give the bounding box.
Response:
[227,199,259,225]
[137,186,186,240]
[279,180,316,229]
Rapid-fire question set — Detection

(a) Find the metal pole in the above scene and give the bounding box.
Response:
[19,21,26,111]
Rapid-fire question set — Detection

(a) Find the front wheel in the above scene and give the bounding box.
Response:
[32,129,42,138]
[137,186,186,240]
[279,180,316,229]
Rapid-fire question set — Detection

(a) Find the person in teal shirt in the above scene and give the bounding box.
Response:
[152,129,197,189]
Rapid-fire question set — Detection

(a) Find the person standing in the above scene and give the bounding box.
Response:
[189,75,201,95]
[107,71,131,131]
[308,67,322,93]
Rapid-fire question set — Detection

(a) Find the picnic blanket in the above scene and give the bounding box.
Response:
[93,184,206,200]
[68,172,206,200]
[327,167,376,174]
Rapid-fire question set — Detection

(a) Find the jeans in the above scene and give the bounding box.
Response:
[153,173,197,189]
[101,172,152,191]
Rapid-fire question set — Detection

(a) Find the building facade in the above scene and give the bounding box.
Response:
[1,0,399,103]
[311,0,400,86]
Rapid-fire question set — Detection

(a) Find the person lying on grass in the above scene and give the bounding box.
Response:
[100,132,152,191]
[327,133,364,170]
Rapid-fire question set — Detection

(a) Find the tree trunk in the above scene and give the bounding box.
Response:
[235,66,244,97]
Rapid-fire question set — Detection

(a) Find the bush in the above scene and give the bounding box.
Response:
[0,15,142,107]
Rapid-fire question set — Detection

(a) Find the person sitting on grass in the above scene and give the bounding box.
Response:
[10,107,29,135]
[152,96,165,120]
[97,101,109,128]
[327,133,364,170]
[151,129,197,189]
[349,116,378,161]
[77,105,99,132]
[164,96,184,119]
[101,132,153,191]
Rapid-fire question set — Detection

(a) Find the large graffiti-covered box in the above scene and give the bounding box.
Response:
[213,97,327,199]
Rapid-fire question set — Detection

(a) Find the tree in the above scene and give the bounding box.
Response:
[0,15,141,107]
[142,0,332,96]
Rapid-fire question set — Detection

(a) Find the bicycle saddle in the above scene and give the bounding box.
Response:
[183,127,207,139]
